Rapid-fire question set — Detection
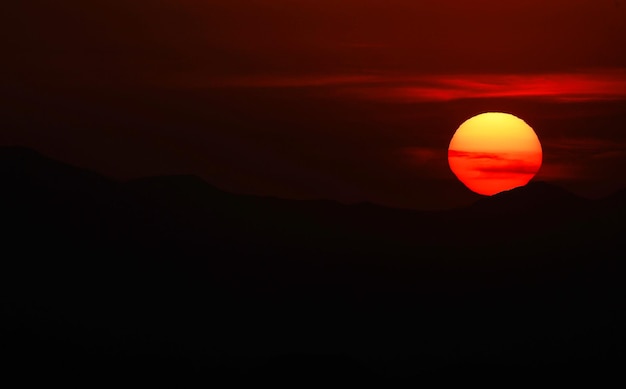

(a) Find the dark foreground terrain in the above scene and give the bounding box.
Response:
[2,146,625,385]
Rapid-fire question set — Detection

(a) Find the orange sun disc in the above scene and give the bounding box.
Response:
[448,112,542,196]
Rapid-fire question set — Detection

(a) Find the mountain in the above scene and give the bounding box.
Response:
[468,181,589,214]
[1,146,625,385]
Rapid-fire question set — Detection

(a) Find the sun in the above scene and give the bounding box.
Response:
[448,112,542,196]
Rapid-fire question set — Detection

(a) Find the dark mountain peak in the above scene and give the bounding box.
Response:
[124,174,228,207]
[467,180,587,215]
[603,186,626,202]
[498,180,579,200]
[0,145,44,158]
[126,174,220,192]
[125,174,226,194]
[0,145,66,172]
[0,145,113,195]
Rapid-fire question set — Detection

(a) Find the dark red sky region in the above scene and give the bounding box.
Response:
[3,1,626,209]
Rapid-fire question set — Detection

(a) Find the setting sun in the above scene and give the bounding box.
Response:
[448,112,542,196]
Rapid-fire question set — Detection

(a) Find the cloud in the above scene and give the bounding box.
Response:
[448,150,513,161]
[338,70,626,103]
[404,147,441,162]
[544,138,626,156]
[197,69,626,103]
[537,137,626,180]
[473,162,543,176]
[448,150,542,176]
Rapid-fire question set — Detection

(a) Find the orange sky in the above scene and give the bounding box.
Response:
[2,1,626,209]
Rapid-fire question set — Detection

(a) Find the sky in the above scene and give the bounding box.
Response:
[2,0,626,210]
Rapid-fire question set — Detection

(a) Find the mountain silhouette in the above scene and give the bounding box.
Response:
[1,146,625,385]
[469,181,588,214]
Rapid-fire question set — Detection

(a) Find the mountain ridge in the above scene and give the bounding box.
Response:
[1,145,620,214]
[2,145,626,383]
[2,145,622,250]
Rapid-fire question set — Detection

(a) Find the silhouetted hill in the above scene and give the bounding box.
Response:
[469,181,589,215]
[1,146,626,385]
[0,145,113,198]
[601,186,626,208]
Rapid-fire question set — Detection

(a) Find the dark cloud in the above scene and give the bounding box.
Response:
[474,162,543,176]
[449,150,541,176]
[448,150,512,161]
[205,71,626,103]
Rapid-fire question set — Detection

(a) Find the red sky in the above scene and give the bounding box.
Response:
[2,1,626,209]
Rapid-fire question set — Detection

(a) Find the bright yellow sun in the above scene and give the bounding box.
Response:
[448,112,543,196]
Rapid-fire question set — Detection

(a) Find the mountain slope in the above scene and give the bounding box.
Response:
[1,146,626,384]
